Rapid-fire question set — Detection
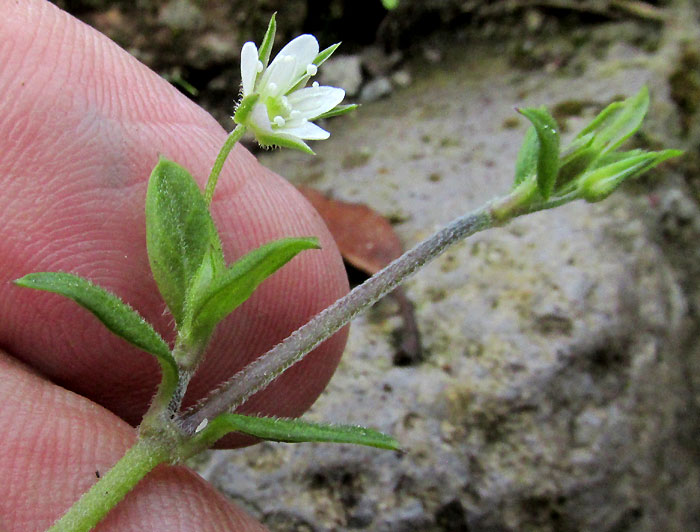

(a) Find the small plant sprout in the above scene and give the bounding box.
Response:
[12,14,680,532]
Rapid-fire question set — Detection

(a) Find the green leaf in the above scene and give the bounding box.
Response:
[556,133,598,188]
[190,237,320,337]
[579,149,682,202]
[578,86,649,155]
[197,413,401,451]
[313,43,341,67]
[14,272,178,387]
[559,132,595,161]
[518,107,560,199]
[513,126,539,187]
[381,0,400,9]
[145,158,224,326]
[315,104,358,120]
[258,13,277,69]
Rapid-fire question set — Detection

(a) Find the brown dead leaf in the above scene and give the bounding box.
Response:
[298,185,423,365]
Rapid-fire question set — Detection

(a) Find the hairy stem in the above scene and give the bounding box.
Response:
[179,202,502,433]
[204,124,247,205]
[46,439,170,532]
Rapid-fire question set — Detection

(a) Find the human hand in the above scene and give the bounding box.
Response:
[0,1,348,529]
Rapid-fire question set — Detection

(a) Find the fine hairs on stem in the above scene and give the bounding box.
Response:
[178,206,495,433]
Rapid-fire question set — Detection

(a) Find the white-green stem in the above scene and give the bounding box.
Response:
[204,124,247,205]
[46,439,171,532]
[179,181,568,433]
[179,204,499,432]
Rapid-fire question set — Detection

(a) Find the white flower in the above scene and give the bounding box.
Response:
[233,17,350,154]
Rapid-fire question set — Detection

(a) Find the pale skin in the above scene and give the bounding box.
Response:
[0,1,349,530]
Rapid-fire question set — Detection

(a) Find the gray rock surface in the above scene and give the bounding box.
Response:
[319,55,364,98]
[191,20,700,532]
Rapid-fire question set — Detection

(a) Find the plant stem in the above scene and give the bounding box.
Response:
[46,438,170,532]
[179,202,502,433]
[204,124,247,205]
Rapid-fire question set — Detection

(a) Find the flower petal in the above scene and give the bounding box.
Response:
[259,35,319,95]
[281,120,330,140]
[287,86,345,119]
[240,42,259,97]
[248,101,274,132]
[272,34,319,73]
[260,55,299,97]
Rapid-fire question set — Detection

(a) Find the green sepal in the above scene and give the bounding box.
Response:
[14,272,178,389]
[579,149,682,202]
[286,45,343,94]
[556,133,598,188]
[255,130,315,154]
[578,86,649,155]
[258,13,277,69]
[145,157,224,326]
[513,126,539,187]
[518,107,560,199]
[194,413,401,451]
[233,94,260,126]
[315,104,358,120]
[189,237,320,338]
[313,43,341,67]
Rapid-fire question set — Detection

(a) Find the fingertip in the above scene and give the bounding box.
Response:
[0,351,265,531]
[0,0,349,428]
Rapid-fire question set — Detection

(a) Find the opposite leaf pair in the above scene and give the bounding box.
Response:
[16,157,400,452]
[515,86,681,203]
[144,158,320,360]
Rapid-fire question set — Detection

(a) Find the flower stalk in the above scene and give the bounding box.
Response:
[204,124,247,205]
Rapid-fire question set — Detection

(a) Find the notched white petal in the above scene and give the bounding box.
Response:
[272,34,319,72]
[261,55,299,96]
[240,42,259,96]
[287,86,345,118]
[282,120,330,140]
[249,102,274,133]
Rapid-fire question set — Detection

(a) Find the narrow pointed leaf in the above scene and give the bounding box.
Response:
[190,237,320,335]
[578,86,649,154]
[513,125,539,187]
[315,104,358,120]
[145,158,224,325]
[313,42,341,67]
[258,13,277,68]
[14,272,178,387]
[559,132,595,161]
[579,149,682,202]
[518,107,560,199]
[198,413,401,451]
